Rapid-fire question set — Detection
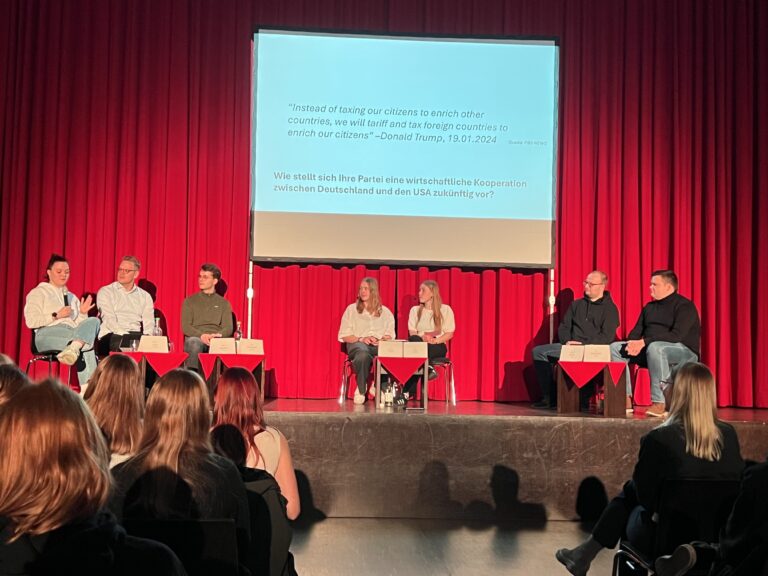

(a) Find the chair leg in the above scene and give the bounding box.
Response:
[339,364,348,404]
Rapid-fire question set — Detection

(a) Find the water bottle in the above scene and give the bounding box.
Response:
[392,382,400,405]
[152,318,163,337]
[384,381,393,406]
[234,321,242,341]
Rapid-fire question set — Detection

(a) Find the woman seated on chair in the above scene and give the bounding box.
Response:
[84,354,145,468]
[23,253,99,389]
[0,379,185,575]
[556,362,744,576]
[398,280,455,405]
[212,367,300,520]
[110,369,250,562]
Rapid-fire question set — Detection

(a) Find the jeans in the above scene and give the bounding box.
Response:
[346,342,378,394]
[610,341,698,403]
[34,317,100,385]
[184,336,209,370]
[532,343,562,402]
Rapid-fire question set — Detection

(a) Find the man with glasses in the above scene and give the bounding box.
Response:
[96,256,156,356]
[532,270,620,409]
[182,263,233,371]
[611,269,700,417]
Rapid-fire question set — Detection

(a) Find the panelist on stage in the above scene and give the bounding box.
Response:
[23,254,100,388]
[532,270,620,409]
[96,255,155,356]
[399,280,455,406]
[338,277,395,405]
[182,263,233,371]
[611,269,700,418]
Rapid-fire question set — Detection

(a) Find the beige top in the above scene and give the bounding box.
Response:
[337,303,396,341]
[408,304,456,337]
[24,282,89,329]
[247,425,283,474]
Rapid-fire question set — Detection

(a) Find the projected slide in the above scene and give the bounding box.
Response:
[251,30,559,266]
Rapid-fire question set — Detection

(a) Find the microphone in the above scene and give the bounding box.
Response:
[62,288,70,307]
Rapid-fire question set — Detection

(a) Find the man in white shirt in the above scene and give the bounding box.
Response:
[96,256,155,356]
[338,277,396,405]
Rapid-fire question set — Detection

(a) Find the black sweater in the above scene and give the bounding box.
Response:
[558,291,620,345]
[627,291,701,356]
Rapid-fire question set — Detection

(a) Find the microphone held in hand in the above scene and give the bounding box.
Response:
[62,288,70,307]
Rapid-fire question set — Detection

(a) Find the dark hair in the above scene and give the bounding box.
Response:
[0,365,28,407]
[211,424,247,467]
[651,269,678,291]
[45,254,67,270]
[200,263,222,281]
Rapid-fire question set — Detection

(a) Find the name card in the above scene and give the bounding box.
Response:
[237,338,264,355]
[209,338,236,354]
[137,335,169,353]
[402,341,428,358]
[378,340,403,358]
[560,344,584,362]
[583,344,611,362]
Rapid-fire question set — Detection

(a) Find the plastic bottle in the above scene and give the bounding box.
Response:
[152,318,163,337]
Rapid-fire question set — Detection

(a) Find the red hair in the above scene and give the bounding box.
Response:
[212,367,265,461]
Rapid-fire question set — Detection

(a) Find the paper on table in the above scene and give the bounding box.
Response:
[137,335,169,353]
[583,344,611,362]
[237,338,264,355]
[560,344,584,362]
[209,338,236,354]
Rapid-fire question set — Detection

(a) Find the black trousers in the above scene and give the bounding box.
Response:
[592,479,655,553]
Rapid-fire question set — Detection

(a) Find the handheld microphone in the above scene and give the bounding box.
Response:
[62,288,70,307]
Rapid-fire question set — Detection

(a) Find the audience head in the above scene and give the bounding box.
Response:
[117,255,141,288]
[417,280,445,331]
[650,269,678,300]
[198,263,221,294]
[44,253,69,287]
[84,354,144,457]
[356,276,382,316]
[211,424,248,467]
[0,364,28,407]
[0,379,110,541]
[137,368,212,469]
[0,352,14,365]
[213,367,264,451]
[584,270,608,300]
[664,362,722,461]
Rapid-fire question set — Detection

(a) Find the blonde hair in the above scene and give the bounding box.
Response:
[417,280,444,333]
[663,362,723,461]
[0,379,111,541]
[84,354,144,457]
[356,277,382,317]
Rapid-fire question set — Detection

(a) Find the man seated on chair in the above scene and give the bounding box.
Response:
[338,277,395,405]
[96,256,156,356]
[611,269,700,418]
[531,270,620,409]
[182,263,233,371]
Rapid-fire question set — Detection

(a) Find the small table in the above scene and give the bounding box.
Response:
[557,361,628,418]
[375,341,428,410]
[111,351,189,381]
[198,353,266,401]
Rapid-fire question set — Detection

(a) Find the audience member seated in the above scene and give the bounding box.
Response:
[532,270,620,410]
[96,256,156,356]
[23,253,100,390]
[0,379,185,576]
[611,269,700,417]
[655,459,768,576]
[182,263,233,372]
[211,425,298,576]
[110,369,250,565]
[212,367,300,520]
[0,364,28,407]
[401,279,456,405]
[337,277,396,405]
[555,362,744,576]
[83,354,145,468]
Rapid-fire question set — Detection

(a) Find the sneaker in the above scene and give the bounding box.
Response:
[655,543,696,576]
[646,402,668,418]
[56,344,80,366]
[394,391,410,406]
[626,396,634,414]
[427,366,438,380]
[353,389,366,405]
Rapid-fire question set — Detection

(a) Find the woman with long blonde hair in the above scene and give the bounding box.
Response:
[110,369,250,556]
[0,379,184,575]
[213,367,300,519]
[400,280,456,405]
[84,354,144,468]
[338,277,396,405]
[556,362,743,576]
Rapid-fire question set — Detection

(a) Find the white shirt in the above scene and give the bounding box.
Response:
[24,282,87,329]
[408,304,456,337]
[96,281,155,338]
[338,303,396,341]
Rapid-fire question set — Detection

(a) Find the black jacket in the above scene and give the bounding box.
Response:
[627,292,700,356]
[558,291,620,345]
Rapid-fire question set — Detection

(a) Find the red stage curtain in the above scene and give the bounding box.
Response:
[1,0,766,405]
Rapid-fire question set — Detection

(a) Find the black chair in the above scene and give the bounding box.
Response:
[26,335,71,383]
[612,478,741,575]
[123,518,239,576]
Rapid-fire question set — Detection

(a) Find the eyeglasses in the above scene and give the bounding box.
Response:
[117,268,137,274]
[583,281,604,287]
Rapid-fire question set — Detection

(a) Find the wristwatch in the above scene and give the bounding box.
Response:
[52,312,58,319]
